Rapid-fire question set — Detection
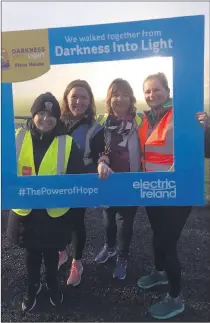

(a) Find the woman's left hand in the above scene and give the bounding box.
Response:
[98,161,113,180]
[196,112,210,129]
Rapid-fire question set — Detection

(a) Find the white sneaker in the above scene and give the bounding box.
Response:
[58,250,68,270]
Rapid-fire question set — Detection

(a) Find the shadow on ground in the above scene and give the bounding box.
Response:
[1,206,210,322]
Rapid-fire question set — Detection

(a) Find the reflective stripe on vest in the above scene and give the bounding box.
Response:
[97,113,142,127]
[83,121,101,166]
[12,129,72,217]
[135,114,142,126]
[139,109,174,172]
[70,121,102,167]
[98,113,108,126]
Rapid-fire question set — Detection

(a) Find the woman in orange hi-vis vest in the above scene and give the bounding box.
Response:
[137,73,192,320]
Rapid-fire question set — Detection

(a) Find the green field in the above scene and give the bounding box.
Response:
[13,97,210,117]
[13,98,148,116]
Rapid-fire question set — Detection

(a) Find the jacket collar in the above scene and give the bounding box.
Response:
[144,98,173,127]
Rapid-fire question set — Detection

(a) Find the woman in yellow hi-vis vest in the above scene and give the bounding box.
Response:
[7,92,85,312]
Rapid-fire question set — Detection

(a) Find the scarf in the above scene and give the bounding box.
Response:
[104,114,135,152]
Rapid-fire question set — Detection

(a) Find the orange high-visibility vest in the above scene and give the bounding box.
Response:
[139,108,174,172]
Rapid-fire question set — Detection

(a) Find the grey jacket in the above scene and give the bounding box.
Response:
[104,118,142,172]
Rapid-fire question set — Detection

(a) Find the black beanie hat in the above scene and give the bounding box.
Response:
[31,92,61,120]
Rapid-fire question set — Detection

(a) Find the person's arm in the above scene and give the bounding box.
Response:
[89,128,114,179]
[196,112,210,159]
[205,127,210,159]
[89,128,108,166]
[66,138,85,174]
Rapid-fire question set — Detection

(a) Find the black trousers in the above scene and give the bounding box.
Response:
[146,206,192,298]
[26,248,59,294]
[103,206,138,259]
[71,208,86,260]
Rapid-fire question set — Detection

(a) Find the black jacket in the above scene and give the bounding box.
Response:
[60,116,105,170]
[205,128,210,158]
[7,120,85,250]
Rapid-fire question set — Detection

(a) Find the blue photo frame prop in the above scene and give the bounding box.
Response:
[2,15,205,209]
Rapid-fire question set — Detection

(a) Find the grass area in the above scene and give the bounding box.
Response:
[13,98,209,117]
[13,99,148,116]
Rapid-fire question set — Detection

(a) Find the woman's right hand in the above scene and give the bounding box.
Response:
[98,161,113,180]
[196,112,210,130]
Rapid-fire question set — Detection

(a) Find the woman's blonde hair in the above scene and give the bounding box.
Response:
[143,72,170,91]
[106,78,137,115]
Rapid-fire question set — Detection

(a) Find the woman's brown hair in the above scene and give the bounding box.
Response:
[61,79,96,121]
[106,78,137,115]
[143,72,170,91]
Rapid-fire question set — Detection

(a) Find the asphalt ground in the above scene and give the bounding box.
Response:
[1,206,210,322]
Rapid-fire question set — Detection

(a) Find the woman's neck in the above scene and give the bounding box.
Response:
[113,112,132,120]
[150,98,171,114]
[66,113,88,122]
[151,106,164,116]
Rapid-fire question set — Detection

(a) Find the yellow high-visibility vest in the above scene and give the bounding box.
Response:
[97,113,142,127]
[12,128,72,218]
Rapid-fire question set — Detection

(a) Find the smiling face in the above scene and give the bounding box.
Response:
[67,86,90,118]
[143,77,170,110]
[33,111,57,133]
[107,79,135,118]
[110,88,130,117]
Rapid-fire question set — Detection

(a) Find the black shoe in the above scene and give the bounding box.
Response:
[34,282,42,295]
[22,283,42,312]
[49,288,63,307]
[113,258,128,280]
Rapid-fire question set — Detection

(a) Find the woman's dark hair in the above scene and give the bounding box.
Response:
[143,72,170,91]
[61,79,96,121]
[106,78,137,115]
